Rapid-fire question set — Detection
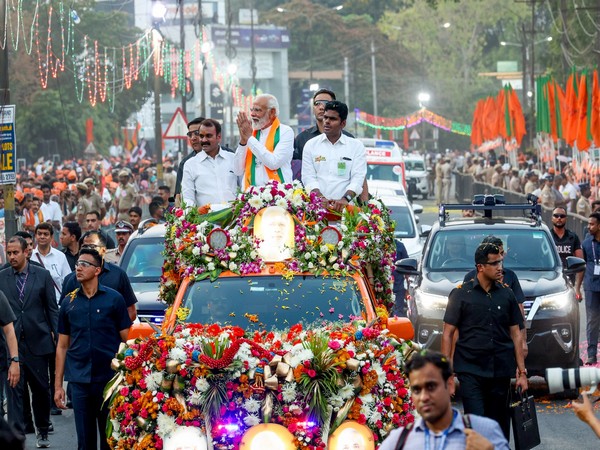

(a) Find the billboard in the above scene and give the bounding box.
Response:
[0,105,16,185]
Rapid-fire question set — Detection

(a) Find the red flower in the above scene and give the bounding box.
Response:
[307,369,317,378]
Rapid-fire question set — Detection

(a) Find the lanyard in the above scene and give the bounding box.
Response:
[424,410,457,450]
[17,272,29,300]
[593,240,599,264]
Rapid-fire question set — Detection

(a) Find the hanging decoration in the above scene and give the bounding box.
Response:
[355,108,472,136]
[2,0,253,111]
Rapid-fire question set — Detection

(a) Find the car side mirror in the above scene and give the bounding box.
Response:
[412,204,423,214]
[415,215,420,224]
[395,257,420,276]
[564,256,585,274]
[387,316,414,341]
[420,225,432,238]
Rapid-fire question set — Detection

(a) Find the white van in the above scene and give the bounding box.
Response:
[359,138,406,191]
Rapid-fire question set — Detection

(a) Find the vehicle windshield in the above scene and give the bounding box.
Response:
[405,160,425,171]
[388,205,416,238]
[120,237,165,281]
[425,229,558,271]
[182,275,366,330]
[366,163,404,183]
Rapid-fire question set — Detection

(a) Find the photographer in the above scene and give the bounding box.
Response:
[572,388,600,439]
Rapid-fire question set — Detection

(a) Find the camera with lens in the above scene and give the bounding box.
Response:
[546,367,600,394]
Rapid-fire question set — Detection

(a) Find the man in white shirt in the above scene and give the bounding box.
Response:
[182,119,239,207]
[234,94,294,190]
[31,222,72,301]
[302,101,367,212]
[40,184,63,232]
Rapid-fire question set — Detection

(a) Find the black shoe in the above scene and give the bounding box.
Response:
[36,433,50,448]
[48,422,54,433]
[50,406,62,416]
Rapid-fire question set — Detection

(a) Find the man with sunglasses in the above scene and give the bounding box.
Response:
[104,220,133,264]
[60,231,137,322]
[174,116,205,200]
[551,206,583,294]
[54,247,131,450]
[442,242,527,441]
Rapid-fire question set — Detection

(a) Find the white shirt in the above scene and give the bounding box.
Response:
[31,246,72,301]
[40,200,62,223]
[302,133,367,199]
[182,149,239,207]
[233,122,294,190]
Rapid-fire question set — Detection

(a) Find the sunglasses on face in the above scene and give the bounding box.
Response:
[75,260,98,268]
[313,100,329,107]
[553,214,567,219]
[482,260,503,267]
[187,130,200,138]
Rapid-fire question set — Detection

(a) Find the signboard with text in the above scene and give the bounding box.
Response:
[0,105,16,185]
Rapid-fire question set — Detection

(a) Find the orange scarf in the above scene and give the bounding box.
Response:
[243,118,284,189]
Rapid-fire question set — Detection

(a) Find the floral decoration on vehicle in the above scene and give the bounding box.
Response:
[106,321,415,449]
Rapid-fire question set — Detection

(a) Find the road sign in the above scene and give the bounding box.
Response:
[163,107,189,139]
[410,129,420,140]
[0,105,16,185]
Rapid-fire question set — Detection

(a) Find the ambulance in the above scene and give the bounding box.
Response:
[359,138,407,192]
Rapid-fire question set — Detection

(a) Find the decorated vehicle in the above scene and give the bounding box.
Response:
[107,180,416,450]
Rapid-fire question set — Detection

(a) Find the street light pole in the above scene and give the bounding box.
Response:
[179,0,187,158]
[371,38,378,136]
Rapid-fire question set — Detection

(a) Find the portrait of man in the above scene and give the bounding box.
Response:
[254,206,295,261]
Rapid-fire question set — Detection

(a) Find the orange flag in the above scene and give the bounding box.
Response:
[509,87,526,145]
[497,89,508,139]
[563,71,579,146]
[576,72,590,151]
[592,69,600,147]
[483,96,498,141]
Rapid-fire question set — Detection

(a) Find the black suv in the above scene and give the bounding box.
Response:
[397,195,585,376]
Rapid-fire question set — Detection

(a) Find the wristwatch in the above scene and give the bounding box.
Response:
[9,356,19,363]
[518,368,527,376]
[343,194,354,203]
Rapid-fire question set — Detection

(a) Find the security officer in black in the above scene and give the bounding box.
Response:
[54,248,131,450]
[551,206,583,295]
[464,235,528,357]
[442,242,528,440]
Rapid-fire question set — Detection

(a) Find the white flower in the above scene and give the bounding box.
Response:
[207,262,215,271]
[243,398,261,413]
[202,244,210,253]
[308,262,314,269]
[329,255,337,263]
[333,263,340,270]
[244,414,261,427]
[189,390,203,405]
[338,383,355,400]
[291,194,304,207]
[192,247,201,256]
[304,253,311,260]
[328,394,344,409]
[261,192,273,202]
[175,338,186,348]
[195,378,210,392]
[156,412,177,438]
[250,251,258,259]
[276,198,288,209]
[229,262,238,271]
[372,362,386,385]
[368,409,383,425]
[281,382,298,402]
[144,372,163,391]
[289,346,314,367]
[249,197,264,209]
[320,245,329,254]
[168,347,187,363]
[231,244,240,251]
[229,252,237,259]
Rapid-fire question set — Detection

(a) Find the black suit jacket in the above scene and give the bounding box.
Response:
[0,264,58,356]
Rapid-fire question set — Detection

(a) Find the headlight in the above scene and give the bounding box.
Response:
[240,424,296,450]
[539,290,572,310]
[328,421,375,450]
[415,290,448,310]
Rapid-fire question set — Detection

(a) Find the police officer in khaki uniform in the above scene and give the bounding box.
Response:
[577,183,592,218]
[103,221,133,264]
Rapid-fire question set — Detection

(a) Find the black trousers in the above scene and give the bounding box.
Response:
[70,381,111,450]
[6,349,51,437]
[457,372,511,440]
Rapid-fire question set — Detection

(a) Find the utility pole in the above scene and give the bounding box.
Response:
[370,38,379,137]
[197,0,205,117]
[179,0,187,158]
[0,0,17,241]
[344,56,349,104]
[249,0,257,95]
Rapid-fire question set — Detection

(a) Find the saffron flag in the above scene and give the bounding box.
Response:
[575,71,590,151]
[591,70,600,147]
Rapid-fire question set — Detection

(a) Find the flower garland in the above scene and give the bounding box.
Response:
[107,322,415,449]
[160,181,397,309]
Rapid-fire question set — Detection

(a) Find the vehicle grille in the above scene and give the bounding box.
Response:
[523,298,536,316]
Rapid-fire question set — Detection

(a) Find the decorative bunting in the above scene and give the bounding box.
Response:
[355,108,471,136]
